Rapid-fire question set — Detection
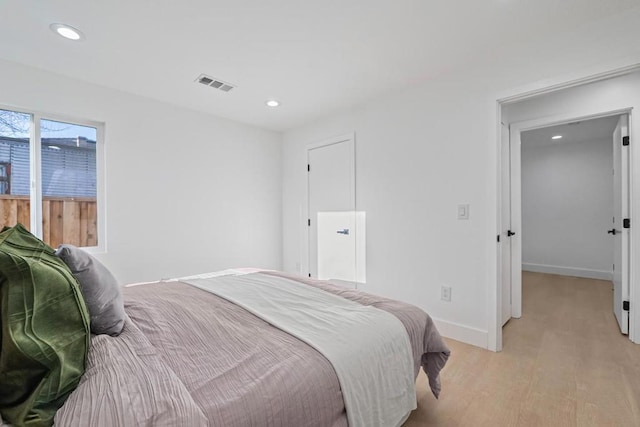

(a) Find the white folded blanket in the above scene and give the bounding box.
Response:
[184,272,417,427]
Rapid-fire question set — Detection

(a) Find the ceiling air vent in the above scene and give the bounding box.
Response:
[195,74,236,92]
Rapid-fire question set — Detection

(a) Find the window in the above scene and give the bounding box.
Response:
[0,107,104,249]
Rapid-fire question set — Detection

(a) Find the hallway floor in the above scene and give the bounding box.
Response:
[404,272,640,426]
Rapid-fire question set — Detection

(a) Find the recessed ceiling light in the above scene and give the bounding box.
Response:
[265,100,280,107]
[551,135,563,140]
[50,23,84,41]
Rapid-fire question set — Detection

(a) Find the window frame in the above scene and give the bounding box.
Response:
[0,103,106,253]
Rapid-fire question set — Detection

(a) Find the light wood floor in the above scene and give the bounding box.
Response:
[403,272,640,426]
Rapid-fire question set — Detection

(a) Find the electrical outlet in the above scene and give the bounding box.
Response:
[441,286,452,302]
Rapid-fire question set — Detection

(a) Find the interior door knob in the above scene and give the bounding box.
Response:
[507,230,516,237]
[607,229,617,235]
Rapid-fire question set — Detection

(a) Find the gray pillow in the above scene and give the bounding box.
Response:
[55,244,125,336]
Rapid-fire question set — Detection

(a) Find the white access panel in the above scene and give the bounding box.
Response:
[317,211,366,285]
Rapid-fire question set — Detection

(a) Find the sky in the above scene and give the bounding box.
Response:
[42,119,97,140]
[0,109,97,140]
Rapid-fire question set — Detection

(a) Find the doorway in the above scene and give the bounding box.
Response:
[492,67,640,351]
[519,116,628,337]
[501,111,631,340]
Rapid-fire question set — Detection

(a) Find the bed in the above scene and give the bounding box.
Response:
[0,225,449,426]
[52,269,450,427]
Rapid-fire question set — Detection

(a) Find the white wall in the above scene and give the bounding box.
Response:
[0,59,282,284]
[281,8,640,348]
[521,137,613,279]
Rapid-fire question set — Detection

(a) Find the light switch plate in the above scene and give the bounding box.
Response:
[457,204,469,220]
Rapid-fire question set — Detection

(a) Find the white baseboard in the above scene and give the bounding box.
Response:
[431,317,488,349]
[522,263,612,281]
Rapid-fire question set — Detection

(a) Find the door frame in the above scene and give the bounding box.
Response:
[507,109,632,322]
[490,61,640,352]
[306,132,355,278]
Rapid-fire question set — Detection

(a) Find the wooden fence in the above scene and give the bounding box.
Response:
[0,195,97,248]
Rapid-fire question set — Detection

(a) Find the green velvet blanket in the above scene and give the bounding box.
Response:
[0,224,90,426]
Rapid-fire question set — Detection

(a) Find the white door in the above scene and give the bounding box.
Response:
[308,135,355,279]
[612,115,630,334]
[501,123,512,326]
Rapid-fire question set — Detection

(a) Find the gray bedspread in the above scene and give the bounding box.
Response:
[55,272,450,427]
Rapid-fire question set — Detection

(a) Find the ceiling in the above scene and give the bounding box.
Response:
[1,0,639,132]
[521,115,621,148]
